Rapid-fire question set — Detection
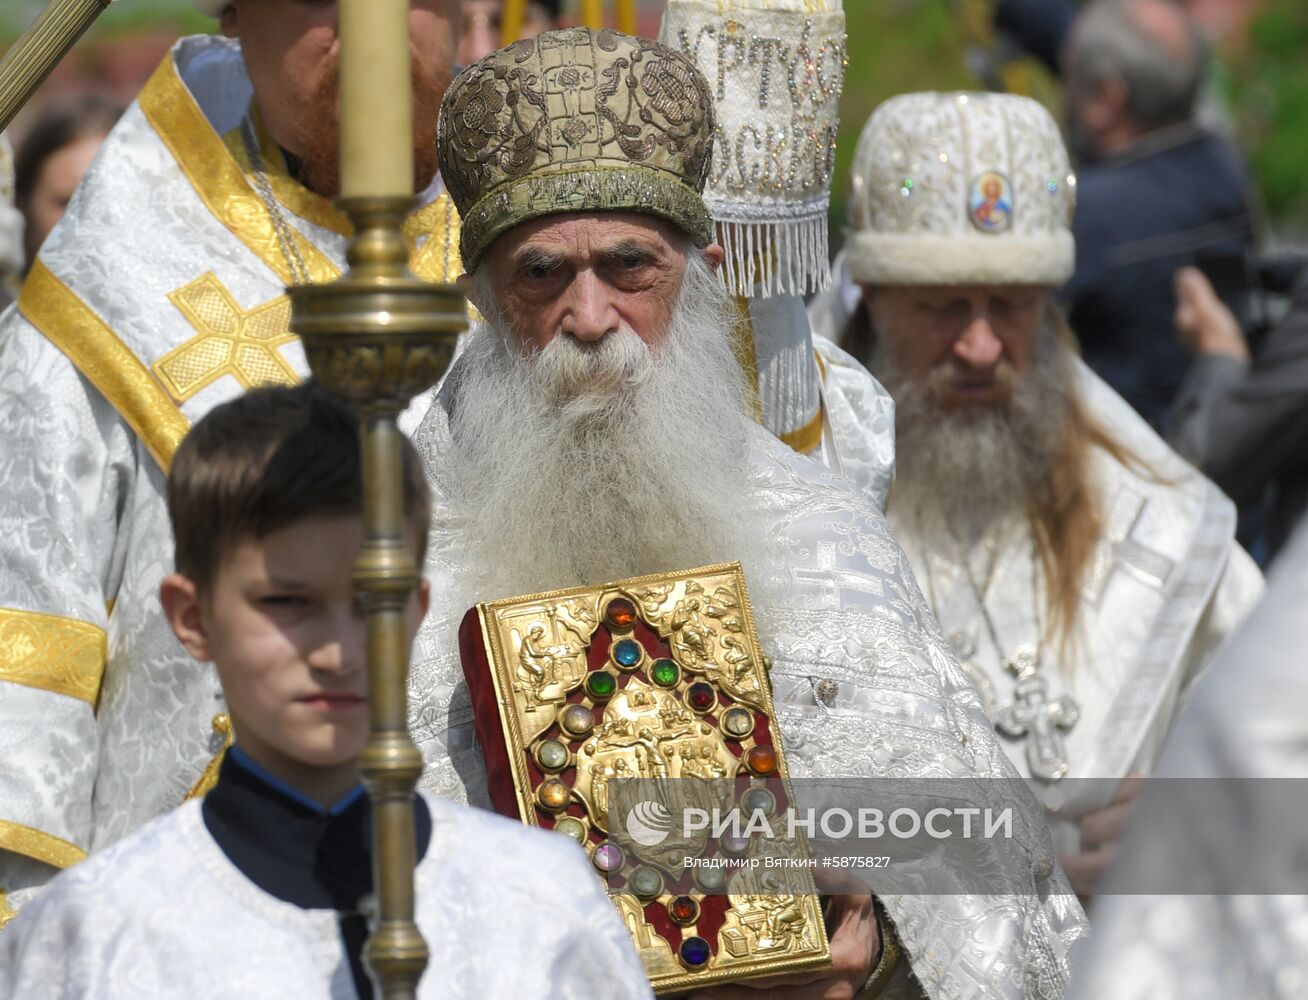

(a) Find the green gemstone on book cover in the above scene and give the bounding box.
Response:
[650,658,680,687]
[585,670,617,700]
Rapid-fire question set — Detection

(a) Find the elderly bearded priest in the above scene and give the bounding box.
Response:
[406,31,1085,1000]
[825,92,1263,896]
[0,1,463,915]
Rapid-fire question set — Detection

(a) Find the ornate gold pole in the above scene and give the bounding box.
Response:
[0,0,113,133]
[290,1,465,996]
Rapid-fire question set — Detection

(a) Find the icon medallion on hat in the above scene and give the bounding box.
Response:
[969,171,1013,234]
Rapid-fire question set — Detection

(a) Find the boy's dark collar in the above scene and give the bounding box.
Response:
[201,747,432,911]
[225,743,365,817]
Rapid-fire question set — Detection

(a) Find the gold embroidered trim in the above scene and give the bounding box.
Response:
[138,54,339,286]
[0,607,107,706]
[410,191,464,285]
[778,405,825,454]
[225,108,350,237]
[18,262,190,470]
[0,820,87,870]
[185,713,234,801]
[776,350,828,454]
[143,53,462,290]
[0,889,15,930]
[730,295,764,423]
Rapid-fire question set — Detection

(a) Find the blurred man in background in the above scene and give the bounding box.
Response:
[1060,0,1256,429]
[13,95,122,272]
[1170,263,1308,561]
[457,0,558,65]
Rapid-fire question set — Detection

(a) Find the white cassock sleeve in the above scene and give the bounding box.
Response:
[0,308,138,900]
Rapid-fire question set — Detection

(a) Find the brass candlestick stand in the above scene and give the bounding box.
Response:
[292,0,465,993]
[291,202,464,998]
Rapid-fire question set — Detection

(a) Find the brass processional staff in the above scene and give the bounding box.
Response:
[0,0,113,132]
[289,0,466,998]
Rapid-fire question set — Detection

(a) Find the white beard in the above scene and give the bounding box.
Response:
[440,252,770,608]
[873,319,1078,540]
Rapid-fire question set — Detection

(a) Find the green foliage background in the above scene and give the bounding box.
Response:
[1230,0,1308,236]
[4,0,1305,238]
[832,2,974,249]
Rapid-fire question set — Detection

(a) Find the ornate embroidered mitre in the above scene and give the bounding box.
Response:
[659,0,845,297]
[846,91,1077,287]
[437,28,716,271]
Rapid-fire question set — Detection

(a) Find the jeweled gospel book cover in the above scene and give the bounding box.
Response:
[458,563,832,994]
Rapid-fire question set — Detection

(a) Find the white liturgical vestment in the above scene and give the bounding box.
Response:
[0,34,461,908]
[888,363,1263,850]
[407,379,1087,1000]
[0,792,653,999]
[1070,522,1308,1000]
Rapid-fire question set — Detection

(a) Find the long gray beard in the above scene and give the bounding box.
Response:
[874,321,1079,539]
[441,253,764,608]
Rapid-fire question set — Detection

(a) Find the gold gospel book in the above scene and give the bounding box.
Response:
[458,563,832,994]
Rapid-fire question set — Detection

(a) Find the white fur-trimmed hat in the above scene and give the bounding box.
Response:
[846,91,1076,287]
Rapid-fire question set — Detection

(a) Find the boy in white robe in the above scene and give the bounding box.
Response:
[0,383,652,1000]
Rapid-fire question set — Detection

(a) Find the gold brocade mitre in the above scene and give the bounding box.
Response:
[437,28,716,270]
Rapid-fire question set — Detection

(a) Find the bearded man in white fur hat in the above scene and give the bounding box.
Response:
[817,91,1264,897]
[0,0,462,914]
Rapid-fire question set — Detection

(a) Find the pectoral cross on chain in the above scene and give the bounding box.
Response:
[994,644,1080,783]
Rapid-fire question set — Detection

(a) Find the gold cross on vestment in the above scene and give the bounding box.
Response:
[153,274,298,403]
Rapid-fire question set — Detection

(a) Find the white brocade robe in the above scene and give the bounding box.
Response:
[889,364,1263,849]
[0,793,653,999]
[1070,522,1308,1000]
[408,389,1087,1000]
[0,35,460,904]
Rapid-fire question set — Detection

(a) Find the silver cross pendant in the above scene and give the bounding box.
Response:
[994,644,1080,782]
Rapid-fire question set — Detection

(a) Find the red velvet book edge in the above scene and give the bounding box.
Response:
[457,606,523,821]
